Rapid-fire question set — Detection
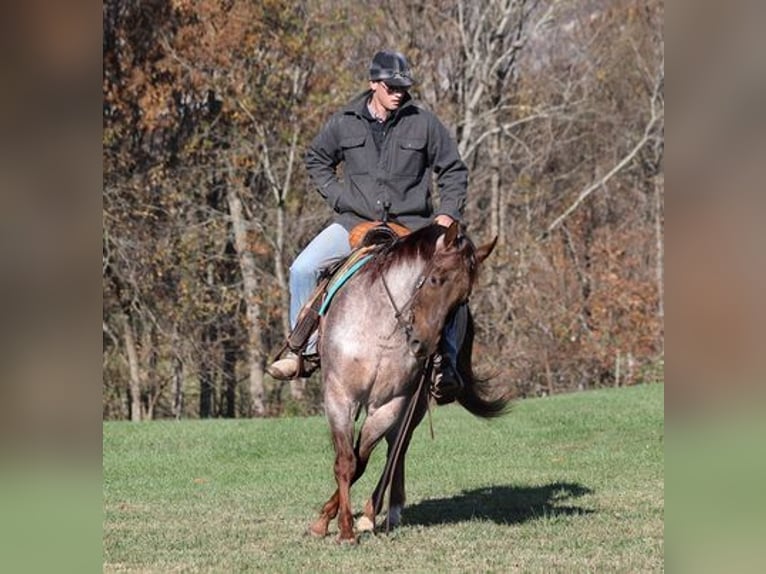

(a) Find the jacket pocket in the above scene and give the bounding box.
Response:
[395,137,427,176]
[337,174,378,219]
[340,135,367,174]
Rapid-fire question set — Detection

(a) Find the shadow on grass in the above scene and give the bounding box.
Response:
[403,482,594,526]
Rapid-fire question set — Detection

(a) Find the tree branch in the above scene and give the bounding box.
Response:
[543,69,663,238]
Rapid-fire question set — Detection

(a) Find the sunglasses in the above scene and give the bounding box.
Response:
[379,82,408,94]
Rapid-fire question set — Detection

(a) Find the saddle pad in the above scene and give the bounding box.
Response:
[319,247,376,316]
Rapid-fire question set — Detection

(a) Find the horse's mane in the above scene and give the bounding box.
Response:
[365,223,445,278]
[361,223,483,286]
[318,223,486,287]
[314,224,440,284]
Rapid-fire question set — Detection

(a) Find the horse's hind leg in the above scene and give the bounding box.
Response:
[385,431,412,530]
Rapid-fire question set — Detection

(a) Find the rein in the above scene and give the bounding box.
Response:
[374,254,442,530]
[373,354,433,530]
[373,252,441,527]
[373,231,473,524]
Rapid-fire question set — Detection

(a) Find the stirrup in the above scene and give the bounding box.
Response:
[297,353,320,377]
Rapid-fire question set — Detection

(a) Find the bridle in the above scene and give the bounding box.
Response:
[380,257,433,347]
[379,245,472,356]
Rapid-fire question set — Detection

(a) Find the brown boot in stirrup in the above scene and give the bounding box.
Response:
[431,353,461,405]
[266,352,320,380]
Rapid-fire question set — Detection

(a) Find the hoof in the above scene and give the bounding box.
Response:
[335,533,357,545]
[384,505,402,531]
[356,515,375,532]
[307,521,328,538]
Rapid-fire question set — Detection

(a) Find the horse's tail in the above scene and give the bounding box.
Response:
[455,308,511,418]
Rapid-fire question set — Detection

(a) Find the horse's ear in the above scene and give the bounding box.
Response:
[436,221,460,251]
[475,236,498,264]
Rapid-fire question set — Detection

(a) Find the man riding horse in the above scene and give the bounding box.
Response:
[267,50,469,395]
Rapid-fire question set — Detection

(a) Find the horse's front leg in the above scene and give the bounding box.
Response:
[309,435,375,540]
[385,434,411,530]
[364,395,427,531]
[309,421,358,542]
[332,428,357,542]
[364,433,409,531]
[309,490,339,538]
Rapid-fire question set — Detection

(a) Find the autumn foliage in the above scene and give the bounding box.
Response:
[103,0,663,419]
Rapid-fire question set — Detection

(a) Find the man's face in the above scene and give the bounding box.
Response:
[371,81,408,111]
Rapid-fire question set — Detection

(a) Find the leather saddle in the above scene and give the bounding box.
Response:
[276,222,410,360]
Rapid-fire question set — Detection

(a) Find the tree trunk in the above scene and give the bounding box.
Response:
[226,174,266,416]
[489,128,504,246]
[199,324,216,418]
[222,331,237,418]
[290,378,305,401]
[121,311,142,422]
[199,367,215,418]
[654,173,664,322]
[142,326,158,420]
[276,208,290,333]
[172,354,183,420]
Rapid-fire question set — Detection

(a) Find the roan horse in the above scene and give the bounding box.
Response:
[310,221,509,543]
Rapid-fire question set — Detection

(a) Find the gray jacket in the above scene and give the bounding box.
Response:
[305,90,468,231]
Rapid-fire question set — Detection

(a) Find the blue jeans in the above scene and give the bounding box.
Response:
[289,222,461,363]
[289,224,352,353]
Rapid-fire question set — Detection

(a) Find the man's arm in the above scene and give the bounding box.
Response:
[305,116,346,211]
[429,116,468,223]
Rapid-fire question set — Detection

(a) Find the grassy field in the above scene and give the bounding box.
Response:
[103,383,664,573]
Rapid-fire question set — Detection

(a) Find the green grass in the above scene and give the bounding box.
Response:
[104,384,664,572]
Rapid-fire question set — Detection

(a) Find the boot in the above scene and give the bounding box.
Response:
[266,352,320,380]
[431,353,461,405]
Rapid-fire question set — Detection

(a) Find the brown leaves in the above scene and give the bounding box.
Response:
[103,0,664,417]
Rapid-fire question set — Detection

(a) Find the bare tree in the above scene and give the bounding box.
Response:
[102,0,664,417]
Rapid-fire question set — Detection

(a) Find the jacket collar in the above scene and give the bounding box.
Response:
[342,89,414,121]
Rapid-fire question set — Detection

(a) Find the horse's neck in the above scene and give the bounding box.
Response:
[381,257,427,308]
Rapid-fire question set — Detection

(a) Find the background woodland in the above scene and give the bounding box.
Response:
[103,0,664,420]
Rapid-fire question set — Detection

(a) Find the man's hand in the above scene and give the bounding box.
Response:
[434,214,455,228]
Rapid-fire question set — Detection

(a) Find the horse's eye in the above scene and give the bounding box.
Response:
[429,275,442,287]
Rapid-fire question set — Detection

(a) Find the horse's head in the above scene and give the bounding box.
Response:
[406,222,496,358]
